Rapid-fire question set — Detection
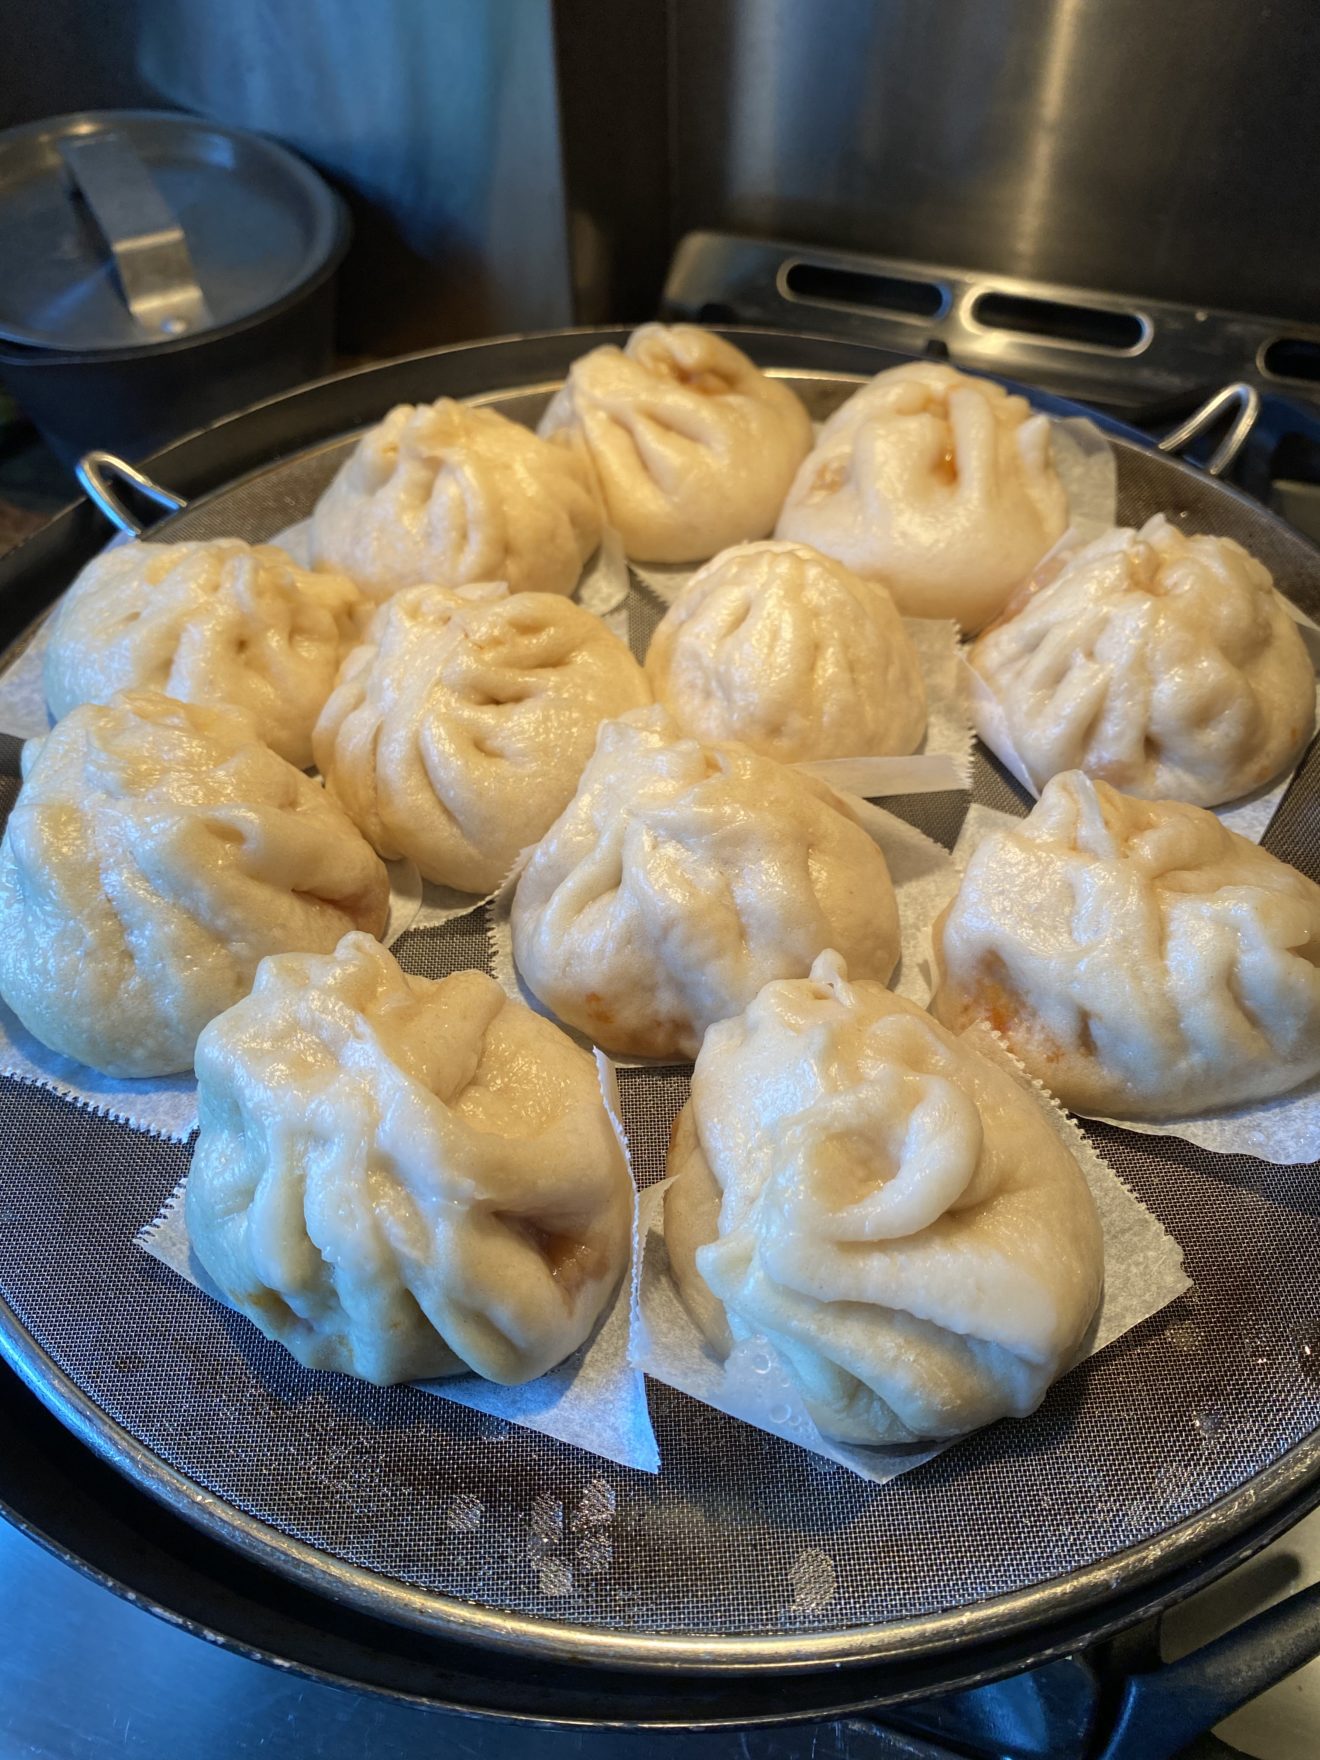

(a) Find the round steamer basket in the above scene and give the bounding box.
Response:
[0,331,1318,1725]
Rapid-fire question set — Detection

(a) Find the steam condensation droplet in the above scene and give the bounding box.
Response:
[789,1547,837,1613]
[445,1492,483,1534]
[572,1476,617,1530]
[526,1491,565,1564]
[576,1532,614,1575]
[529,1492,564,1545]
[537,1558,574,1597]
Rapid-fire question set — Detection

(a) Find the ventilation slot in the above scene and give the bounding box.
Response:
[971,290,1146,352]
[1262,337,1320,384]
[781,261,946,320]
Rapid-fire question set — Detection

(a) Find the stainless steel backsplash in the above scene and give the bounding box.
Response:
[667,0,1320,326]
[6,0,1318,350]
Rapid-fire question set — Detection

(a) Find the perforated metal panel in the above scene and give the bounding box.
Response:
[0,367,1318,1661]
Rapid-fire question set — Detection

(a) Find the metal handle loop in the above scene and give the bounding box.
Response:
[1157,381,1261,478]
[75,451,187,538]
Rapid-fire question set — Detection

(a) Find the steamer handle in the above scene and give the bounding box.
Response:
[76,452,187,538]
[1096,1579,1320,1760]
[1156,381,1260,478]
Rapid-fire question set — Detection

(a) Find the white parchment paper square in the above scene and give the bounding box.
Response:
[630,1027,1189,1483]
[0,996,200,1141]
[135,1050,659,1474]
[0,621,51,741]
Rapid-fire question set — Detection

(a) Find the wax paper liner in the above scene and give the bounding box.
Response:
[941,803,1320,1164]
[405,870,507,931]
[0,860,427,1143]
[0,620,52,741]
[270,517,312,566]
[1051,414,1119,543]
[790,614,971,792]
[630,1022,1189,1483]
[486,797,958,1066]
[0,998,201,1141]
[134,1048,659,1474]
[964,573,1320,848]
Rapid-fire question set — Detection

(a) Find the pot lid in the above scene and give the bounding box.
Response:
[0,109,345,353]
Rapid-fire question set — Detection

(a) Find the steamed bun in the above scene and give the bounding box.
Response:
[313,581,651,893]
[511,707,900,1059]
[664,951,1103,1444]
[308,397,603,600]
[0,691,390,1076]
[776,362,1067,629]
[44,538,361,768]
[931,772,1320,1117]
[538,325,813,562]
[968,516,1315,806]
[645,539,926,761]
[186,933,632,1386]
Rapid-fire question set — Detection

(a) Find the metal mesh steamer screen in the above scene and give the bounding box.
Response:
[0,371,1318,1657]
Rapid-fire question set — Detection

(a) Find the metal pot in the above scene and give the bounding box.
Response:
[0,109,349,466]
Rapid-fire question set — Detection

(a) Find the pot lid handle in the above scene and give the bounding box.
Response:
[58,131,213,341]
